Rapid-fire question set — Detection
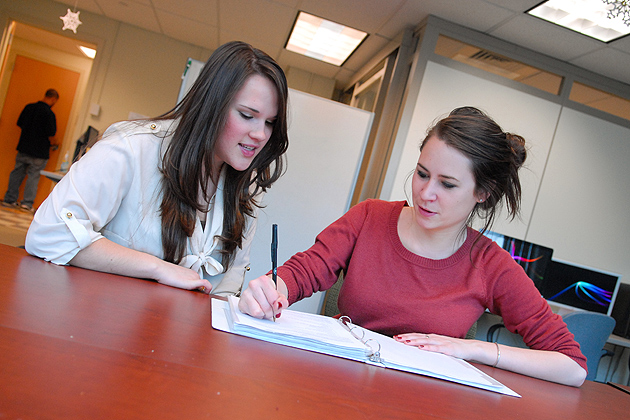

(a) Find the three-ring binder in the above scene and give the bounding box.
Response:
[213,296,520,397]
[339,315,383,363]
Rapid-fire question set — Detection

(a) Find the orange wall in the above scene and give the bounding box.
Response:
[0,55,79,206]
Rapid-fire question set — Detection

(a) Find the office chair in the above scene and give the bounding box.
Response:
[321,271,344,317]
[562,311,616,381]
[487,311,616,381]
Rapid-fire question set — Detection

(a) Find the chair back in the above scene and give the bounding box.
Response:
[321,271,344,317]
[562,311,616,381]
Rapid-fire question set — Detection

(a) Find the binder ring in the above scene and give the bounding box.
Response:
[338,315,380,362]
[365,339,382,363]
[339,315,352,327]
[349,325,365,341]
[340,316,365,341]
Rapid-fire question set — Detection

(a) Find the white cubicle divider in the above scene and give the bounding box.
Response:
[245,89,373,314]
[177,58,204,104]
[381,61,560,240]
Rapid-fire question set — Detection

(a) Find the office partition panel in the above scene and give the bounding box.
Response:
[527,107,630,281]
[381,60,561,240]
[245,89,373,314]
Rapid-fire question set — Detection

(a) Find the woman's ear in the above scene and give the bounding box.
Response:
[476,190,490,204]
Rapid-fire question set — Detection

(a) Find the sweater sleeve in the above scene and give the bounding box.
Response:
[278,200,370,304]
[483,245,588,372]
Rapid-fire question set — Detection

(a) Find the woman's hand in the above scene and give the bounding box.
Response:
[69,238,213,294]
[394,332,587,386]
[394,333,475,360]
[154,261,213,294]
[238,274,288,320]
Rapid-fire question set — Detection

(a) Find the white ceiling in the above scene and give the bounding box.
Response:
[48,0,630,90]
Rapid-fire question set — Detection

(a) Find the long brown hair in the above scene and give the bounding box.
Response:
[157,41,289,269]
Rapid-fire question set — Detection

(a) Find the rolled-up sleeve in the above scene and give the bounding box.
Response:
[25,125,135,264]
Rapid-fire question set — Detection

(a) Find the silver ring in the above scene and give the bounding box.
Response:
[425,334,430,339]
[200,286,206,292]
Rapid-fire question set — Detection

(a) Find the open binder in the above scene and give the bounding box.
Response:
[212,297,520,397]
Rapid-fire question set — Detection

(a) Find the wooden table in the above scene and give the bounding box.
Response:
[1,244,629,419]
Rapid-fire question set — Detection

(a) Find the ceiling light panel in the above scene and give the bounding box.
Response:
[527,0,630,42]
[285,11,367,66]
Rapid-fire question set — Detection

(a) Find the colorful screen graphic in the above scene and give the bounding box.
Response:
[483,231,553,293]
[543,260,621,316]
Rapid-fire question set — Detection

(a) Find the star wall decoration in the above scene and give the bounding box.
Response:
[60,9,82,33]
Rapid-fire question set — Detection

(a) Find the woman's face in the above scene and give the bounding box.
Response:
[411,136,483,235]
[213,74,279,177]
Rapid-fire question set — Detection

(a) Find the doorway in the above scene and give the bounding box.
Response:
[0,21,96,208]
[0,55,80,207]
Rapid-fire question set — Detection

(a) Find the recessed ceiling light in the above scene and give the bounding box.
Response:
[285,11,367,66]
[78,45,96,59]
[527,0,630,42]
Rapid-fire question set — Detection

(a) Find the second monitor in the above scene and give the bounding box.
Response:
[543,259,621,317]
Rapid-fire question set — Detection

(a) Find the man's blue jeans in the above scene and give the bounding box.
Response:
[3,152,48,207]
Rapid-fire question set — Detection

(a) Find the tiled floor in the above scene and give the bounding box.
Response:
[0,205,33,247]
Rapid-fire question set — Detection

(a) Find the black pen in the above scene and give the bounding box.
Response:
[271,224,278,322]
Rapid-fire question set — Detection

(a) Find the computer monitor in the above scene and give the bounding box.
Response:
[72,125,99,162]
[543,259,621,317]
[483,231,554,294]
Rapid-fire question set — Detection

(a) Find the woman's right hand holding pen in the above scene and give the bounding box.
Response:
[238,274,289,320]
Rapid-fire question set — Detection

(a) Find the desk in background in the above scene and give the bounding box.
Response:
[39,169,65,183]
[605,334,630,385]
[1,244,629,419]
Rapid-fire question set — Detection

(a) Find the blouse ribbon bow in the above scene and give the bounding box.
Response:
[179,169,225,277]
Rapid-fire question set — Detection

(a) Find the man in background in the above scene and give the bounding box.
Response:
[2,88,59,213]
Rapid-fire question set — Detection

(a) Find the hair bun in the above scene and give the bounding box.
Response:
[506,133,527,168]
[449,106,485,117]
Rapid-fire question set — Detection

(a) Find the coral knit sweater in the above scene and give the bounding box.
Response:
[278,199,587,371]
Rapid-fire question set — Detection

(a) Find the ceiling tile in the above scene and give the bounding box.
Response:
[278,49,341,78]
[156,10,219,49]
[217,28,284,59]
[482,0,542,13]
[54,0,102,15]
[271,0,301,7]
[96,0,162,33]
[152,0,219,26]
[298,0,405,34]
[376,0,516,39]
[570,48,630,86]
[219,0,296,47]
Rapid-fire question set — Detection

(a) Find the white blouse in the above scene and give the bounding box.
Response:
[25,119,257,296]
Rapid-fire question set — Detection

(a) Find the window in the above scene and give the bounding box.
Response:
[350,67,385,112]
[434,35,564,95]
[569,81,630,121]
